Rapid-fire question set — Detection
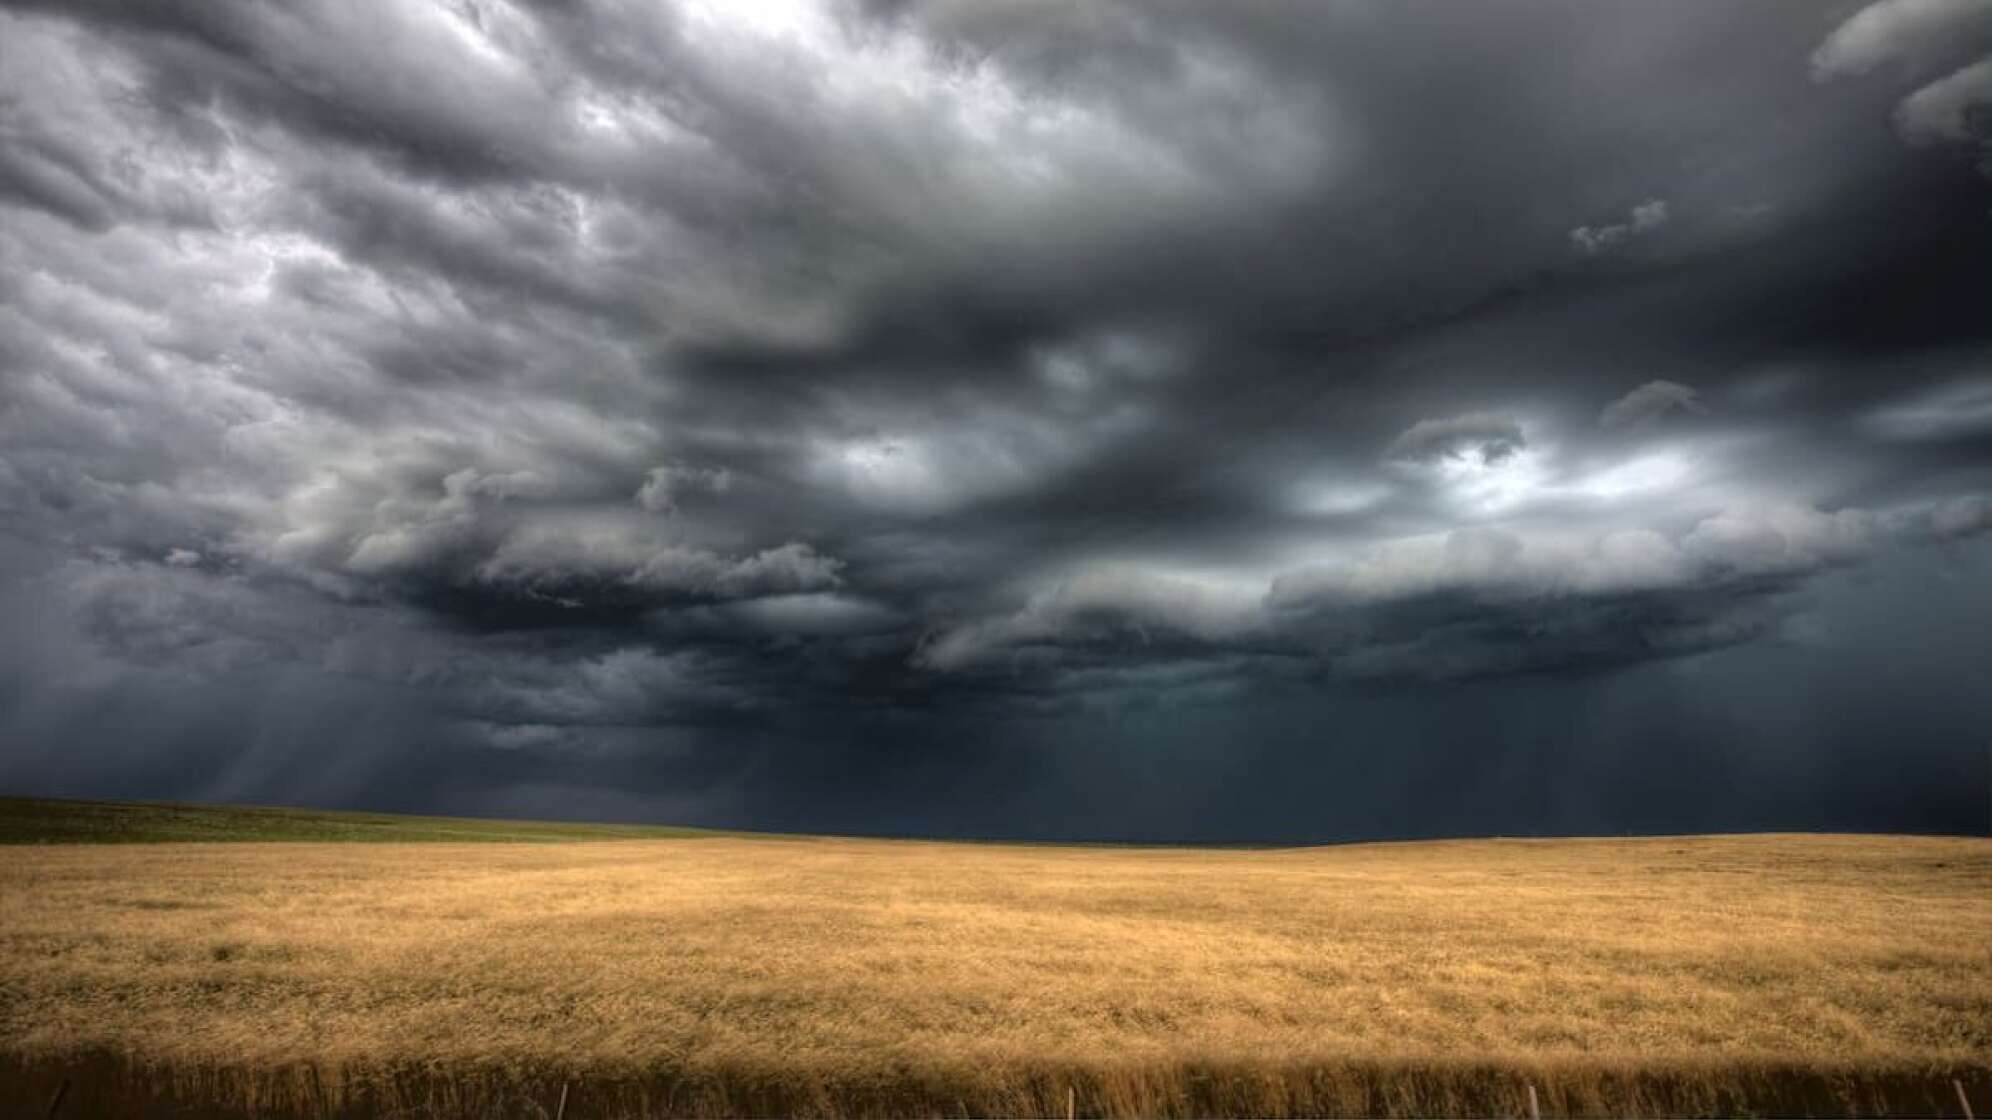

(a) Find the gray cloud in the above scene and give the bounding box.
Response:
[1864,376,1992,440]
[1896,57,1992,145]
[1814,0,1992,172]
[1811,0,1992,79]
[1,0,1989,838]
[1569,199,1669,255]
[1600,380,1708,430]
[636,464,732,514]
[912,493,1987,690]
[1384,412,1527,465]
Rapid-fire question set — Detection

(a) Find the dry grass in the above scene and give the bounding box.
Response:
[2,832,1989,1116]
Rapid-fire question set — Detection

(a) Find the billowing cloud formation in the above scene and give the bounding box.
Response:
[1815,0,1992,170]
[920,495,1977,685]
[1896,57,1992,143]
[1811,0,1992,78]
[0,0,1990,836]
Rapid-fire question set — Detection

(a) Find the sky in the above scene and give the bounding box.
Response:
[3,0,1991,842]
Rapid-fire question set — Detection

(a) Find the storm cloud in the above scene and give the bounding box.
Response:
[2,0,1989,839]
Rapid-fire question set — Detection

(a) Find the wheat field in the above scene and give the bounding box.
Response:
[2,826,1989,1117]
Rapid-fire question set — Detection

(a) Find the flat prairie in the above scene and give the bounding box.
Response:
[1,807,1988,1117]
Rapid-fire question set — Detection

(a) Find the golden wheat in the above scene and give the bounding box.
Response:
[2,833,1988,1116]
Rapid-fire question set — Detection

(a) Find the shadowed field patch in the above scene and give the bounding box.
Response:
[0,796,726,845]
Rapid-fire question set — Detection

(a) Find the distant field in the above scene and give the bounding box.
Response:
[0,795,723,844]
[1,802,1987,1117]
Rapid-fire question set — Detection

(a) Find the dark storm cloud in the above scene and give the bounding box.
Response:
[2,0,1990,837]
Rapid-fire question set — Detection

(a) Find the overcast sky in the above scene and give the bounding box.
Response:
[3,0,1991,841]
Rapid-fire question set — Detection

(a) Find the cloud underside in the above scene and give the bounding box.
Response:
[917,498,1980,685]
[0,0,1990,747]
[1812,0,1992,166]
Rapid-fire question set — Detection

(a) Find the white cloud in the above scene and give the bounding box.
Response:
[706,593,903,637]
[1572,451,1695,501]
[915,564,1265,672]
[1811,0,1992,78]
[1569,199,1669,254]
